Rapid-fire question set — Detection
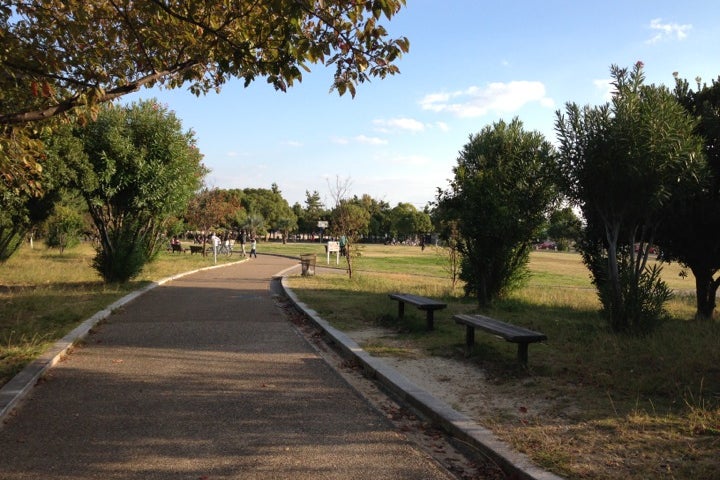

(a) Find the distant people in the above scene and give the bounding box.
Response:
[249,236,257,258]
[237,230,246,257]
[339,235,347,257]
[210,232,220,254]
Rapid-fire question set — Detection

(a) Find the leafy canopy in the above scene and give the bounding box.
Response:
[1,0,409,193]
[437,117,557,306]
[60,100,207,282]
[1,0,409,124]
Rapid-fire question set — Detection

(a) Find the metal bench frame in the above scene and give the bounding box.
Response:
[388,293,447,330]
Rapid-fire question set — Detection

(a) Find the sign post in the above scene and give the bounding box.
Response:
[326,241,340,265]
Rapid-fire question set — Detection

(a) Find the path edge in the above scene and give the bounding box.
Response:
[0,261,243,424]
[279,270,564,480]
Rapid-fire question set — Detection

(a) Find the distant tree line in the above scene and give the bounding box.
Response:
[0,100,434,284]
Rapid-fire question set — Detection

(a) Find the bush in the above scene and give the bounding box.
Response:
[92,222,153,283]
[45,206,84,253]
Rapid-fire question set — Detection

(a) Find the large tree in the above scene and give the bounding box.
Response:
[555,63,704,332]
[389,202,431,242]
[657,75,720,320]
[436,117,557,306]
[545,206,583,250]
[1,0,409,194]
[241,184,297,239]
[57,100,206,282]
[185,188,243,254]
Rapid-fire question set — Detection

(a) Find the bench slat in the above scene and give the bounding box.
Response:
[453,314,546,343]
[388,293,446,309]
[453,313,546,364]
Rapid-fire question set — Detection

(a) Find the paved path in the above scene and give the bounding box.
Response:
[0,255,454,480]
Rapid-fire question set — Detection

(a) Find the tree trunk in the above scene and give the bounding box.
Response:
[345,243,353,279]
[692,267,719,320]
[605,224,625,331]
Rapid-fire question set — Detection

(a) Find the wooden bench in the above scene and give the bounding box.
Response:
[388,293,447,330]
[189,245,204,254]
[453,314,546,365]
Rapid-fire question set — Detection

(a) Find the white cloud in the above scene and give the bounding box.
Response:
[330,136,349,145]
[331,134,387,145]
[354,134,388,145]
[593,78,614,102]
[419,81,554,118]
[384,154,431,167]
[373,117,426,134]
[434,121,450,132]
[283,140,303,147]
[646,18,692,44]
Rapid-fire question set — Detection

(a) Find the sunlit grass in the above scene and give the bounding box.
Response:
[285,244,720,480]
[2,239,718,479]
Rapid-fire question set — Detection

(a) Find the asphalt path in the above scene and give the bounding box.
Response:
[0,254,456,480]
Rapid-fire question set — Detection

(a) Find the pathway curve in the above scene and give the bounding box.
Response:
[0,255,455,480]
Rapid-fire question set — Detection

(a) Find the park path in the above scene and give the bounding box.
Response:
[0,254,454,480]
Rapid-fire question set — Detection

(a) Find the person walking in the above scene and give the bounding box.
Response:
[210,232,220,255]
[249,236,257,258]
[238,230,246,257]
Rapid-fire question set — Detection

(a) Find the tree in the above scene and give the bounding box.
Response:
[1,1,409,194]
[555,63,704,333]
[62,100,206,282]
[354,194,390,241]
[434,218,462,290]
[296,190,327,236]
[657,75,720,320]
[45,204,85,253]
[436,118,557,306]
[185,188,242,254]
[330,201,370,278]
[328,176,369,278]
[241,184,296,239]
[1,125,77,262]
[389,202,431,242]
[546,206,583,250]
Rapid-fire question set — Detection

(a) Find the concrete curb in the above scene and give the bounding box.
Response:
[280,271,564,480]
[0,260,244,423]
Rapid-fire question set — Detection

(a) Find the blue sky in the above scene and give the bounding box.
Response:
[123,1,720,209]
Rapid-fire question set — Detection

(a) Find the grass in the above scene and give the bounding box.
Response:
[1,239,718,479]
[275,243,719,480]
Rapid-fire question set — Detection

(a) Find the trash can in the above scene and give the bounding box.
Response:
[300,253,317,276]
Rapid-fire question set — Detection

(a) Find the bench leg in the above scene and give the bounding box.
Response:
[425,310,434,331]
[517,343,529,365]
[397,301,405,319]
[464,325,475,357]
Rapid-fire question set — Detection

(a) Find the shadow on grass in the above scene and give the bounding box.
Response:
[293,281,720,413]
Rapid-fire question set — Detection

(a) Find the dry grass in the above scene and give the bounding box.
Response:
[2,240,718,479]
[285,245,720,480]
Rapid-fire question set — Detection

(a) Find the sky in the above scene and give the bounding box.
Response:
[123,1,720,210]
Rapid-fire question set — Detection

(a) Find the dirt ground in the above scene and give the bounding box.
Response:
[347,327,567,427]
